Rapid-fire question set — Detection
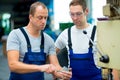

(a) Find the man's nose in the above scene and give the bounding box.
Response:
[72,15,78,20]
[41,18,47,23]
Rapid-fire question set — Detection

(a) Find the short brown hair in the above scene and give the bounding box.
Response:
[29,1,47,16]
[69,0,87,11]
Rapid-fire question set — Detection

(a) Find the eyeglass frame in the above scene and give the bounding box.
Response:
[69,11,84,18]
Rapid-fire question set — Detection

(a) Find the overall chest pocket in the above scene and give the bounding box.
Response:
[23,52,46,65]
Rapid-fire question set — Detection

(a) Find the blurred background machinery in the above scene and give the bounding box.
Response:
[103,0,120,19]
[97,0,120,80]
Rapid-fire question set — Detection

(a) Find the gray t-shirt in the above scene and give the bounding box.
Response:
[7,27,56,61]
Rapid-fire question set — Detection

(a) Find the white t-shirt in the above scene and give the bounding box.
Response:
[55,24,97,53]
[55,24,99,66]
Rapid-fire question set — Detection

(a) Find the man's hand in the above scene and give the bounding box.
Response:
[53,67,72,80]
[40,64,57,73]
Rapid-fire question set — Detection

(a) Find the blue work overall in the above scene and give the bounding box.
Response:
[9,28,46,80]
[68,26,102,80]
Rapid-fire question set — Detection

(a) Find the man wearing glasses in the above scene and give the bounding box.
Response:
[55,0,102,80]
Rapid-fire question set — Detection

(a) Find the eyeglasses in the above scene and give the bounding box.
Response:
[70,12,84,18]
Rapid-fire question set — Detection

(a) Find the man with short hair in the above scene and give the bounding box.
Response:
[7,1,72,80]
[55,0,102,80]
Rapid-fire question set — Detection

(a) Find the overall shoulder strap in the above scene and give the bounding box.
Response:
[68,25,96,49]
[20,28,44,50]
[19,27,31,49]
[40,31,44,49]
[68,27,72,50]
[89,25,96,48]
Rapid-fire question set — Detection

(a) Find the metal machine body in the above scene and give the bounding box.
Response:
[97,0,120,79]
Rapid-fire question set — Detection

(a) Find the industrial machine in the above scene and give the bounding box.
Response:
[96,0,120,80]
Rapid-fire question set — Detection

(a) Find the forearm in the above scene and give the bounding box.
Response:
[9,61,44,73]
[112,69,120,80]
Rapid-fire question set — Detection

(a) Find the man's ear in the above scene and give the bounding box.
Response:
[29,15,32,20]
[85,8,89,15]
